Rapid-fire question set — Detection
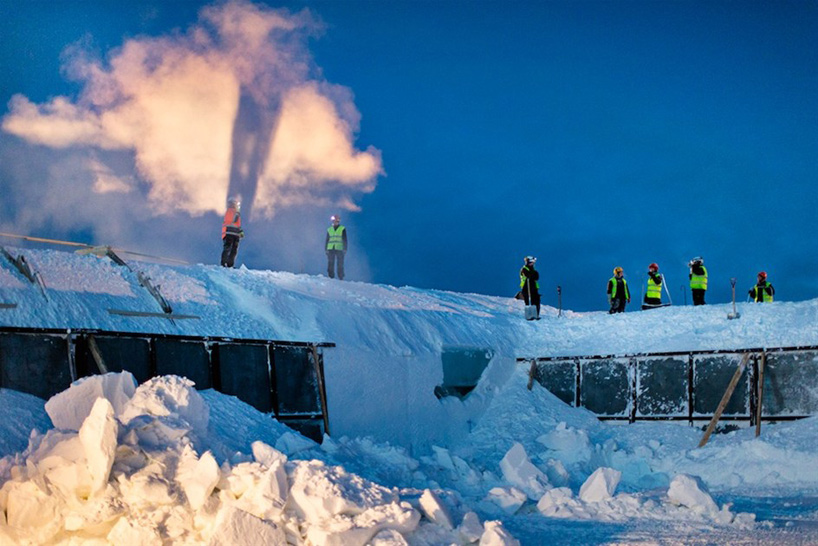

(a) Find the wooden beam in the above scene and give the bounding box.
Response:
[698,353,751,448]
[108,309,199,320]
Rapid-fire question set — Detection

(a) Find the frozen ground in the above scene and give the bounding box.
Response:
[1,246,818,544]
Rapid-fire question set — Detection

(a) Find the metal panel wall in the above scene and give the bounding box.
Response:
[0,333,71,400]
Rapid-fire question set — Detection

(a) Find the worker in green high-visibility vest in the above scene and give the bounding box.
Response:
[607,266,630,314]
[325,215,348,280]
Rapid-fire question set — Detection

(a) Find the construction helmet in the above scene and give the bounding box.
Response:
[758,271,767,279]
[330,214,340,223]
[649,263,659,272]
[228,196,241,211]
[613,266,624,275]
[524,256,536,264]
[689,256,703,266]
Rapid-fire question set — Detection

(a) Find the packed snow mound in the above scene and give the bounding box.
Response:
[0,373,518,545]
[2,246,818,355]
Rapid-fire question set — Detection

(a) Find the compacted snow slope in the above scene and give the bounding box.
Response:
[2,246,818,545]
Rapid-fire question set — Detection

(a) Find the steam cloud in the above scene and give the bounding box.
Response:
[1,0,382,219]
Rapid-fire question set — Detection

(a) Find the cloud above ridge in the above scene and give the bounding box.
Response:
[1,0,382,217]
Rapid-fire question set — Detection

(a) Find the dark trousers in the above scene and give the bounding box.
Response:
[221,235,240,268]
[609,298,627,314]
[692,289,706,306]
[523,290,541,317]
[327,250,345,279]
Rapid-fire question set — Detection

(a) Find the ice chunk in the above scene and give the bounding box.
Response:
[177,446,220,510]
[667,474,719,514]
[484,486,527,514]
[458,511,484,543]
[418,489,454,529]
[79,397,118,496]
[479,520,521,546]
[499,442,548,500]
[579,467,621,503]
[208,506,287,546]
[45,372,136,431]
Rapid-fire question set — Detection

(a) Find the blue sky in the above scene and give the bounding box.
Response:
[0,0,816,311]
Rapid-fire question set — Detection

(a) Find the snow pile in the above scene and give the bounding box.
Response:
[0,373,517,545]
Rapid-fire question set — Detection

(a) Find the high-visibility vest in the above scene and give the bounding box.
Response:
[520,266,539,290]
[610,277,629,300]
[222,206,241,238]
[690,266,708,290]
[326,225,345,250]
[752,281,774,302]
[646,275,662,300]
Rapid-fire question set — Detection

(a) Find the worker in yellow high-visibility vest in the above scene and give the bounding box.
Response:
[749,271,775,302]
[642,262,663,310]
[325,215,348,280]
[607,267,630,314]
[688,257,707,305]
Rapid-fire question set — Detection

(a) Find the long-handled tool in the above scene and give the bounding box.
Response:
[728,277,741,320]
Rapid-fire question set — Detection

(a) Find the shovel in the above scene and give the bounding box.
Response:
[727,277,741,320]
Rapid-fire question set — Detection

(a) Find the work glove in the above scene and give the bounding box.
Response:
[239,229,245,238]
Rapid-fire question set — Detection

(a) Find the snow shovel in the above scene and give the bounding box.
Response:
[524,282,538,320]
[727,277,741,320]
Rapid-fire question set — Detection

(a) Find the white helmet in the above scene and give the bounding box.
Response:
[228,196,241,211]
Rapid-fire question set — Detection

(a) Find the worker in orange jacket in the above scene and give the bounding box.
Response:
[220,198,244,268]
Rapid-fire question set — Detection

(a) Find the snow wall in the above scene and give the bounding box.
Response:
[0,247,531,451]
[4,246,818,452]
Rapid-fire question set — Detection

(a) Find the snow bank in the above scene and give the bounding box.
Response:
[0,373,515,545]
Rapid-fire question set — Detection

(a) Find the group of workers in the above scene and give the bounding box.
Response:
[219,198,348,280]
[519,255,775,320]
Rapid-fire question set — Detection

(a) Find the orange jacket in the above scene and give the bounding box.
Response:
[221,206,242,239]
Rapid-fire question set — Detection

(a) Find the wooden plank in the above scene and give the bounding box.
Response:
[755,352,765,437]
[108,309,199,320]
[698,353,751,448]
[87,335,109,374]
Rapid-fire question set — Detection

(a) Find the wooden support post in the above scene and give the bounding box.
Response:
[310,345,331,436]
[698,353,751,448]
[527,359,537,390]
[87,335,109,374]
[755,352,766,438]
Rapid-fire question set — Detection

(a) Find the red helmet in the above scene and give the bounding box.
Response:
[648,263,659,272]
[758,271,767,279]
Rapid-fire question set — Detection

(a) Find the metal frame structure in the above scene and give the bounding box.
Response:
[0,326,334,440]
[519,344,818,425]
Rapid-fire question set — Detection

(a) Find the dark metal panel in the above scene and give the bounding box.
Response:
[154,338,212,389]
[216,343,272,413]
[580,358,630,416]
[693,354,749,416]
[534,360,576,406]
[0,333,72,399]
[636,356,688,417]
[75,335,152,384]
[763,350,818,415]
[273,345,320,416]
